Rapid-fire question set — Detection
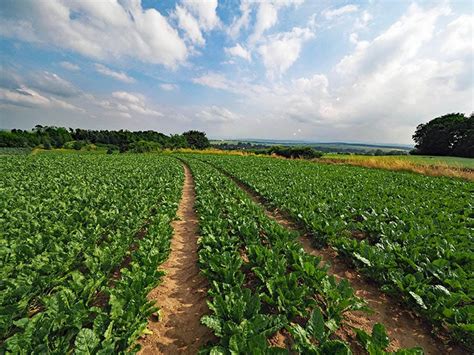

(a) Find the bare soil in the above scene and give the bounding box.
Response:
[222,170,464,355]
[138,164,213,354]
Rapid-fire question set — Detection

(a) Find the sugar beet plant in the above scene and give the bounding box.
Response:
[198,154,473,348]
[0,154,183,353]
[182,156,422,354]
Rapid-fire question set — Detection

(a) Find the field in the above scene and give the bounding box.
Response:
[1,151,472,354]
[323,154,474,170]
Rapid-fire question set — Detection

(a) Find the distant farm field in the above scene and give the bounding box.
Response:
[1,151,472,354]
[323,153,474,169]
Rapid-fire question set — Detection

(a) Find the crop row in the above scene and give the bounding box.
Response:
[182,156,421,354]
[197,154,473,347]
[1,154,183,353]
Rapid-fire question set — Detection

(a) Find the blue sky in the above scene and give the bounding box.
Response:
[0,0,472,144]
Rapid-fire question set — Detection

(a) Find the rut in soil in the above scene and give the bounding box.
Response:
[218,167,463,355]
[138,164,213,354]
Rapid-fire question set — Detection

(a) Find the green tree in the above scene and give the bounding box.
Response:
[412,113,473,158]
[182,130,210,149]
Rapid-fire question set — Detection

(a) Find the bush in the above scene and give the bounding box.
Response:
[106,148,114,155]
[73,141,83,151]
[268,146,323,159]
[128,140,162,153]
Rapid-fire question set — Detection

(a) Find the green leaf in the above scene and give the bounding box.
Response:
[320,340,352,355]
[408,291,427,310]
[74,328,100,355]
[371,324,389,349]
[308,308,325,342]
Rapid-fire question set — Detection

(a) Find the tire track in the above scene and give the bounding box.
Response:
[138,163,213,354]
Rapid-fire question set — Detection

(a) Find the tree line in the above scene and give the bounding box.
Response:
[0,126,210,152]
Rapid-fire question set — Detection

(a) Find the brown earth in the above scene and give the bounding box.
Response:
[138,164,213,354]
[220,169,465,355]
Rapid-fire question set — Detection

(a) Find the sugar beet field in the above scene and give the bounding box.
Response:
[1,152,472,354]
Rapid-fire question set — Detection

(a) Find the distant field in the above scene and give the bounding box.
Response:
[323,154,474,169]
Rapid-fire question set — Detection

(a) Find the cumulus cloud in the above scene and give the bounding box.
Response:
[59,61,80,71]
[258,27,314,78]
[196,105,239,123]
[191,3,471,143]
[182,0,220,31]
[336,4,451,77]
[0,0,187,67]
[225,43,251,61]
[248,3,472,142]
[94,64,135,83]
[323,5,359,20]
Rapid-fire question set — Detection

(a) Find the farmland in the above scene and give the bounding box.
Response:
[1,154,183,353]
[199,154,473,348]
[1,151,472,354]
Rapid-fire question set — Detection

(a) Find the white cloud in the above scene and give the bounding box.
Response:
[160,83,178,91]
[243,3,472,143]
[196,105,239,123]
[192,72,230,90]
[354,10,373,30]
[30,71,80,97]
[249,0,304,45]
[225,43,251,61]
[441,15,473,57]
[258,27,314,78]
[182,0,220,31]
[107,91,163,117]
[94,64,135,83]
[0,0,188,68]
[336,4,451,77]
[59,61,80,71]
[0,86,81,111]
[227,0,252,39]
[323,5,359,20]
[174,5,205,46]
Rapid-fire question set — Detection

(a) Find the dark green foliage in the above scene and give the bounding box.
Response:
[182,130,210,149]
[0,126,192,151]
[73,141,83,150]
[128,140,162,153]
[268,146,323,159]
[412,113,473,157]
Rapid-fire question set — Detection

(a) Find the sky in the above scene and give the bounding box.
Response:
[0,0,472,144]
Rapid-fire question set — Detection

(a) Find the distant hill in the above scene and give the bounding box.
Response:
[210,139,413,154]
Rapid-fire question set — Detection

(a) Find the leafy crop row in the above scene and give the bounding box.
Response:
[198,154,473,348]
[182,156,421,354]
[1,154,183,353]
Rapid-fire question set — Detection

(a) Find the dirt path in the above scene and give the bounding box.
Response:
[138,164,212,354]
[219,169,463,355]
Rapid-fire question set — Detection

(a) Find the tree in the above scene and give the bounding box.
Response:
[182,130,210,149]
[412,113,473,158]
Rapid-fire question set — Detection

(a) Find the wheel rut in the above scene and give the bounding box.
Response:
[216,166,464,355]
[138,164,213,354]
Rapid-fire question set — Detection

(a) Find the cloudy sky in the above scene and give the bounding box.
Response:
[0,0,472,144]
